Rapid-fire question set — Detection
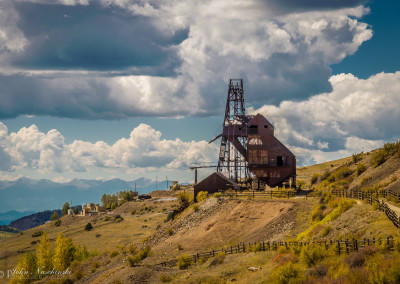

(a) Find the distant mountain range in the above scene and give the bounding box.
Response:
[0,177,170,213]
[0,210,35,225]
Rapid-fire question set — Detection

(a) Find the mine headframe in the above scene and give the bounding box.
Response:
[209,79,253,184]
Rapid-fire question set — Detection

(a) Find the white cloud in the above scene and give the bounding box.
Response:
[0,122,218,174]
[0,2,27,56]
[251,72,400,165]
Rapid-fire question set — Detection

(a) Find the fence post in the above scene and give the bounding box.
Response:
[337,240,340,255]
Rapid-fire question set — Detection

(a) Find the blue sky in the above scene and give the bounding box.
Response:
[0,0,399,183]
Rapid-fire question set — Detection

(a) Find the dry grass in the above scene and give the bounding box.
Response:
[0,199,176,270]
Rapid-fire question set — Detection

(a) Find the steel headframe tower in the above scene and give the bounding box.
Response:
[216,79,249,183]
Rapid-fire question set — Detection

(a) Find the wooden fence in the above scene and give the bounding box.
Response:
[332,189,400,228]
[159,237,394,267]
[221,190,296,199]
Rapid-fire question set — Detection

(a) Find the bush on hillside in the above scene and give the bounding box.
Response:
[320,170,330,182]
[177,254,192,269]
[300,245,329,268]
[356,163,367,176]
[372,141,400,167]
[127,247,151,267]
[177,192,192,211]
[196,191,208,202]
[213,192,222,198]
[32,231,44,238]
[268,262,302,283]
[352,153,362,163]
[311,174,320,185]
[85,223,93,231]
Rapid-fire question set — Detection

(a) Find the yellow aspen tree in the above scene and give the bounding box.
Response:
[53,233,76,270]
[36,231,53,271]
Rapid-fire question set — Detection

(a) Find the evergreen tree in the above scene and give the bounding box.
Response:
[62,202,70,216]
[53,233,76,270]
[73,207,79,215]
[51,211,59,220]
[36,231,53,271]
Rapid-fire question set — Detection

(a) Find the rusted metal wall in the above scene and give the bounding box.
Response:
[247,114,296,187]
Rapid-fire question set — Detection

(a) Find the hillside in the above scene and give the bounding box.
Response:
[9,209,63,231]
[2,143,400,283]
[0,210,35,225]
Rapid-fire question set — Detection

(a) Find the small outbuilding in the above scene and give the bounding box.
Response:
[194,172,240,200]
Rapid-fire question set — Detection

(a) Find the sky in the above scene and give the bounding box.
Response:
[0,0,399,183]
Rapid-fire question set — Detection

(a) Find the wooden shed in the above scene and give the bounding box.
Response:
[194,172,240,200]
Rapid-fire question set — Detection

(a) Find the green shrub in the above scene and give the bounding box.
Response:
[352,153,362,163]
[160,274,172,283]
[110,251,119,257]
[370,142,399,167]
[300,245,329,267]
[85,222,93,231]
[166,228,173,236]
[165,211,174,222]
[213,192,222,198]
[127,247,151,266]
[320,226,332,238]
[128,244,137,255]
[177,254,192,269]
[356,163,367,176]
[177,243,183,250]
[208,252,225,267]
[32,231,44,238]
[268,262,302,284]
[320,170,330,181]
[361,176,372,185]
[177,192,192,211]
[54,219,61,227]
[193,204,199,212]
[297,180,306,189]
[311,174,320,185]
[74,271,84,281]
[131,209,136,215]
[311,205,326,222]
[74,245,90,261]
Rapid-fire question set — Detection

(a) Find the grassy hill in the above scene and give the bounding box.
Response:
[2,142,400,283]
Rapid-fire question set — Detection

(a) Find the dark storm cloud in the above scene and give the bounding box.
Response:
[12,2,187,73]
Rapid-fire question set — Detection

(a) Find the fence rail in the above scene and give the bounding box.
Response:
[159,237,394,267]
[220,190,296,199]
[332,189,400,229]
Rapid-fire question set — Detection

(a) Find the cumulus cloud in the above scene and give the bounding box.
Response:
[0,122,218,173]
[251,72,400,165]
[0,0,372,118]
